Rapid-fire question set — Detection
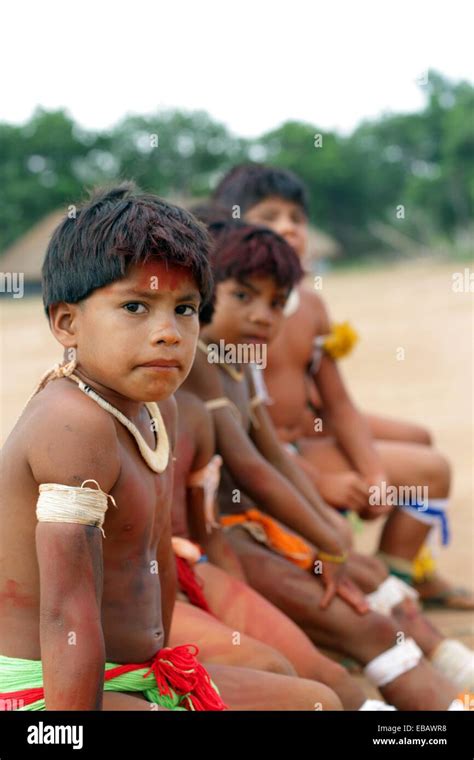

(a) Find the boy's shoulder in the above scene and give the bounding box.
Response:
[176,389,214,437]
[176,388,207,417]
[21,378,121,490]
[25,378,118,436]
[298,284,328,312]
[182,346,223,400]
[294,285,331,334]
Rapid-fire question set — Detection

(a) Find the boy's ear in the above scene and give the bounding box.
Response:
[48,302,80,349]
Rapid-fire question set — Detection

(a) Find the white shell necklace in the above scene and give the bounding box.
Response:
[68,373,170,473]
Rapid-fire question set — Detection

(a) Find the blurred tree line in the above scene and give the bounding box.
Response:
[0,70,472,260]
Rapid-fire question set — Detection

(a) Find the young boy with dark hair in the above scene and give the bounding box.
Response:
[212,163,474,612]
[0,182,226,711]
[183,221,472,708]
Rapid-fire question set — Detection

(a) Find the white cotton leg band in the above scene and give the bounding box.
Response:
[366,576,419,616]
[359,699,397,711]
[364,638,423,687]
[430,639,474,691]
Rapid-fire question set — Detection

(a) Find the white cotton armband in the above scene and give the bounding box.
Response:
[366,576,419,616]
[364,638,423,687]
[36,480,117,538]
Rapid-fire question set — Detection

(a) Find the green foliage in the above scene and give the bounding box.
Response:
[0,71,472,258]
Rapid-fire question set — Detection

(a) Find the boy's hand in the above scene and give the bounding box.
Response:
[335,575,370,614]
[318,472,369,511]
[359,473,393,519]
[318,559,369,614]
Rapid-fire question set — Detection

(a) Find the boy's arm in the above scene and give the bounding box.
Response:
[311,292,386,484]
[187,398,246,581]
[157,508,176,645]
[157,396,178,645]
[315,356,387,491]
[29,399,120,710]
[184,358,346,556]
[249,368,331,510]
[249,393,351,533]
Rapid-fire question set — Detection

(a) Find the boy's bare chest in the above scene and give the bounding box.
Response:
[103,429,172,549]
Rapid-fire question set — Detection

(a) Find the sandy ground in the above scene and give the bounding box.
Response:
[1,259,473,668]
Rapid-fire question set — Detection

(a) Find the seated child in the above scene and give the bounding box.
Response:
[211,163,474,611]
[182,222,471,708]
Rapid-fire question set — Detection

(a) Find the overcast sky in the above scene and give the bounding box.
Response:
[2,0,472,138]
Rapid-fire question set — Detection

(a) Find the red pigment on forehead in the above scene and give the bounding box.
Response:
[135,262,195,291]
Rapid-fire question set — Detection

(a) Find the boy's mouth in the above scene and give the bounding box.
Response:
[139,359,182,371]
[242,333,270,344]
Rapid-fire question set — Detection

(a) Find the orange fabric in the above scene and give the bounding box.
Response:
[220,509,314,570]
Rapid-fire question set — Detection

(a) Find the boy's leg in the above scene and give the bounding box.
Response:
[169,600,295,675]
[376,441,473,606]
[363,413,433,446]
[226,527,459,710]
[376,439,450,557]
[295,436,472,604]
[204,664,342,711]
[295,435,435,559]
[195,562,366,709]
[346,552,389,593]
[102,669,342,712]
[318,411,432,446]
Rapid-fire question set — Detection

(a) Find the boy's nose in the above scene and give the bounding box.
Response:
[250,304,274,326]
[274,215,297,236]
[150,316,181,345]
[273,221,300,248]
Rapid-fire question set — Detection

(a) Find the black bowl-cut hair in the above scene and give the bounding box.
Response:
[212,163,310,217]
[42,181,213,318]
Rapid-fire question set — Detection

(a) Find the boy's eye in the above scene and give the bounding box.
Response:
[292,212,306,225]
[123,302,147,314]
[176,304,198,316]
[232,290,251,302]
[272,299,286,311]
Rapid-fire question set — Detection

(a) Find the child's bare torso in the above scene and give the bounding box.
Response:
[264,287,327,441]
[0,379,173,664]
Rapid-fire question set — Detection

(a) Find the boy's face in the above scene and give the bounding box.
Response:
[64,261,201,402]
[206,276,289,348]
[244,195,308,259]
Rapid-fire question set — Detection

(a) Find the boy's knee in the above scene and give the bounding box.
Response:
[412,425,433,446]
[298,679,343,711]
[251,644,297,676]
[358,612,398,652]
[419,427,433,446]
[427,451,451,493]
[315,659,351,694]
